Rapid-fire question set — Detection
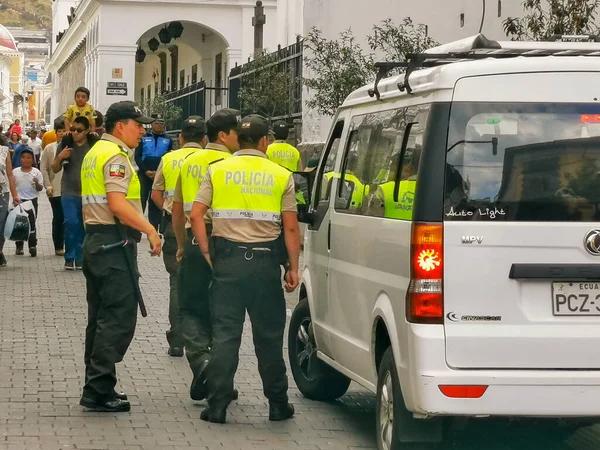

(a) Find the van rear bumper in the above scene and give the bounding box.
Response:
[403,324,600,417]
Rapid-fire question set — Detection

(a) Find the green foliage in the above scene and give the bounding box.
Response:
[303,18,438,117]
[0,0,51,30]
[140,93,182,128]
[237,51,297,121]
[503,0,600,40]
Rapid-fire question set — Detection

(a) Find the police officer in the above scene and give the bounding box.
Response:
[135,113,172,230]
[171,109,240,400]
[79,101,162,412]
[151,116,208,357]
[266,121,302,171]
[190,114,301,423]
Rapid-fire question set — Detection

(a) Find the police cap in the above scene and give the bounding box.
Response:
[238,114,269,142]
[182,115,207,135]
[151,113,165,124]
[272,120,289,139]
[106,101,154,124]
[207,108,241,134]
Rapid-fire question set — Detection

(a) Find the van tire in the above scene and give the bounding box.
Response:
[377,348,443,450]
[288,299,351,401]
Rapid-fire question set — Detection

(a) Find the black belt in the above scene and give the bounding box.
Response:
[162,212,172,222]
[211,236,279,259]
[85,224,142,242]
[186,223,213,239]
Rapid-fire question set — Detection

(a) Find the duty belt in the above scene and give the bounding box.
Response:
[212,236,279,261]
[85,224,142,242]
[186,223,213,243]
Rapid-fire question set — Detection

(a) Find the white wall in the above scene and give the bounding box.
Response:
[51,0,78,54]
[302,0,526,142]
[277,0,304,47]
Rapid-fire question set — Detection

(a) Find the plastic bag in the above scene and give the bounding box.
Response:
[3,203,31,241]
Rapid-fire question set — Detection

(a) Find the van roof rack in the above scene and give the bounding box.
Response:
[367,33,600,99]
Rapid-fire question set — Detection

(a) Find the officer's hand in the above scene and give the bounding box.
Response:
[284,269,300,293]
[148,231,162,257]
[176,248,184,262]
[201,249,212,268]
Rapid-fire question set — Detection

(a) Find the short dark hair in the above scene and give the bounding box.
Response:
[105,118,129,134]
[182,129,206,144]
[54,117,65,131]
[75,87,90,98]
[95,110,103,127]
[238,135,263,149]
[73,116,90,129]
[207,123,237,142]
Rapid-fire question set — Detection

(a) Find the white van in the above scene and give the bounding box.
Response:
[289,34,600,449]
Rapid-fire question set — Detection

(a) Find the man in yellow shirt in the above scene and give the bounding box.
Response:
[266,121,303,171]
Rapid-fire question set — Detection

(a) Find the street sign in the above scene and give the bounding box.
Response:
[107,82,127,88]
[106,88,128,96]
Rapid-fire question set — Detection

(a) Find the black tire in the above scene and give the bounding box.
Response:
[376,348,441,450]
[288,298,351,401]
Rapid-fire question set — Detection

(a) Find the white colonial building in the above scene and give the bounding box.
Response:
[47,0,304,129]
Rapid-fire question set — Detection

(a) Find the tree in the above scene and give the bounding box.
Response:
[303,18,437,117]
[140,93,182,128]
[237,51,297,121]
[503,0,600,40]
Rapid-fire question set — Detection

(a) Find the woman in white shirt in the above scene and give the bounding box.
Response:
[13,149,43,257]
[0,145,20,266]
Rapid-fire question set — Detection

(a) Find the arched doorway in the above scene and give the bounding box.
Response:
[134,21,230,133]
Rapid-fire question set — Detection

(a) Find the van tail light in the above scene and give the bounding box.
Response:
[439,385,488,399]
[407,223,443,324]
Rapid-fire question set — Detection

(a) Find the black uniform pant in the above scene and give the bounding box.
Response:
[49,196,64,251]
[179,229,213,375]
[81,230,138,401]
[162,217,183,349]
[139,173,161,231]
[205,238,288,412]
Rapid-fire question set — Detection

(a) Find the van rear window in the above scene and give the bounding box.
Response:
[445,103,600,221]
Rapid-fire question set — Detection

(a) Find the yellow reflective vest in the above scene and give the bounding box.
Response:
[161,147,198,199]
[266,141,301,171]
[210,155,291,222]
[378,180,416,220]
[81,139,141,206]
[180,149,231,214]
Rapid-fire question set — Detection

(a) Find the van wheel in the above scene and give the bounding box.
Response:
[288,299,351,401]
[377,348,442,450]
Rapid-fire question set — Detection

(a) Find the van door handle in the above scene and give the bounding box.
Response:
[327,222,331,250]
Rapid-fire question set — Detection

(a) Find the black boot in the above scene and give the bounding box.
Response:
[269,402,295,421]
[79,397,131,412]
[200,407,226,424]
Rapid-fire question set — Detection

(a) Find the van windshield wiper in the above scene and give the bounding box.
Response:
[447,137,499,155]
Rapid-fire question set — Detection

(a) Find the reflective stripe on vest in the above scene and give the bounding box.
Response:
[180,149,232,214]
[141,135,171,161]
[81,140,141,203]
[210,155,291,223]
[379,180,416,220]
[266,142,300,171]
[161,147,198,199]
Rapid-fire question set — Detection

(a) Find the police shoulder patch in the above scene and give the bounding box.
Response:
[109,164,126,178]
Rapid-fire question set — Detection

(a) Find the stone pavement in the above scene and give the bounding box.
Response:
[0,196,377,450]
[4,197,600,450]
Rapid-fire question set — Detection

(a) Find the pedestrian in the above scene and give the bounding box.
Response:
[266,121,303,171]
[9,119,22,138]
[13,149,43,257]
[151,116,208,358]
[190,114,301,423]
[29,130,43,165]
[0,126,7,146]
[40,118,66,256]
[0,143,20,266]
[8,132,20,153]
[94,110,106,136]
[64,87,96,134]
[134,113,172,231]
[79,100,161,413]
[52,116,99,270]
[12,136,32,169]
[172,108,240,401]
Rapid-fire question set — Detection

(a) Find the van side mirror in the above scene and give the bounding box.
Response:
[293,171,315,224]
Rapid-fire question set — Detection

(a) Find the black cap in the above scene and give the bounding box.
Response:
[207,108,241,134]
[105,101,154,125]
[151,113,165,123]
[238,114,269,142]
[182,115,207,135]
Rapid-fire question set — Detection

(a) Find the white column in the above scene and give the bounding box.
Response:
[95,44,137,113]
[50,70,60,121]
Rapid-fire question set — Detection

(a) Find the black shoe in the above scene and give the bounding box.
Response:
[190,373,207,401]
[232,388,239,401]
[0,253,6,266]
[29,247,37,257]
[200,407,226,424]
[15,247,23,256]
[269,402,295,421]
[115,392,128,401]
[168,346,184,357]
[79,397,131,412]
[64,260,75,270]
[75,261,83,270]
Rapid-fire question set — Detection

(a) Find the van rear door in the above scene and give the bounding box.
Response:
[443,72,600,369]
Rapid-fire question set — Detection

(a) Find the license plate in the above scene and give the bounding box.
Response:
[552,282,600,316]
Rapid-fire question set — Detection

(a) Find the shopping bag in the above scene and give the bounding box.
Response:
[19,200,36,219]
[3,204,31,241]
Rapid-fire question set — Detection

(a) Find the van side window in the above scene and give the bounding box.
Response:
[335,106,429,218]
